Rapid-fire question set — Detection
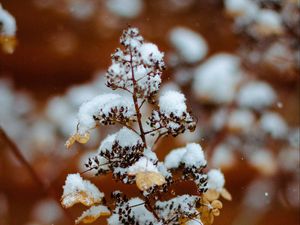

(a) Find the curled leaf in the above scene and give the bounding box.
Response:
[203,189,220,202]
[65,132,90,149]
[61,173,104,208]
[211,200,222,209]
[75,205,110,224]
[221,188,232,201]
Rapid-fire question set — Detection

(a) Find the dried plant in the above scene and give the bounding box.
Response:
[62,26,231,225]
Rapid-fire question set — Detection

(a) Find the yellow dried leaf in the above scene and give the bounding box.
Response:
[61,191,101,208]
[212,208,220,217]
[199,208,214,225]
[65,132,90,149]
[203,189,220,202]
[221,188,232,201]
[211,200,222,209]
[0,36,17,54]
[135,171,166,191]
[75,205,110,224]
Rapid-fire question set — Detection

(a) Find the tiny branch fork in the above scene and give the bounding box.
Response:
[0,127,73,224]
[117,120,140,135]
[129,47,147,148]
[144,126,163,135]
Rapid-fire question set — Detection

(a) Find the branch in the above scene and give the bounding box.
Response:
[0,127,73,224]
[115,85,133,94]
[117,121,140,135]
[129,47,147,148]
[144,126,163,135]
[138,99,146,110]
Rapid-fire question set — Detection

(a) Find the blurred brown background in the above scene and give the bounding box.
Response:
[0,0,299,225]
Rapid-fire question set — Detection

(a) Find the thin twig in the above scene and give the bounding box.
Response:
[138,99,146,110]
[116,86,133,94]
[0,127,73,224]
[117,121,140,135]
[144,126,163,135]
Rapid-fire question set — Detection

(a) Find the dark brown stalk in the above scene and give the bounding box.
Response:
[129,48,147,148]
[0,127,73,224]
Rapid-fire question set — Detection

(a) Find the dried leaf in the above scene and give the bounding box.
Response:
[61,191,102,208]
[203,189,220,202]
[221,188,232,201]
[135,171,166,191]
[75,205,110,224]
[65,132,90,149]
[211,200,222,209]
[212,208,220,217]
[61,174,104,208]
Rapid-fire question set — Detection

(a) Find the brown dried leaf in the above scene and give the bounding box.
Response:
[203,189,220,202]
[65,132,90,149]
[135,171,166,191]
[211,200,223,209]
[212,208,220,217]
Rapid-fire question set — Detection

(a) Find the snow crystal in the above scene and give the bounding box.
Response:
[115,127,142,147]
[77,93,135,134]
[127,157,158,175]
[140,43,164,66]
[143,148,158,163]
[93,127,143,173]
[0,4,17,36]
[107,198,160,225]
[164,143,206,169]
[106,0,143,18]
[169,27,208,63]
[62,173,104,207]
[206,169,225,192]
[181,143,206,168]
[164,147,186,169]
[157,162,172,178]
[159,90,187,116]
[155,195,199,220]
[193,54,242,104]
[99,127,142,152]
[237,81,276,110]
[260,112,287,139]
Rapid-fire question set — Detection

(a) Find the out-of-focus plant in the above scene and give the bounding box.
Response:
[0,4,17,54]
[61,27,231,225]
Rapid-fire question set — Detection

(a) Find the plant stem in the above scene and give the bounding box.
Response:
[0,127,73,224]
[129,48,147,148]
